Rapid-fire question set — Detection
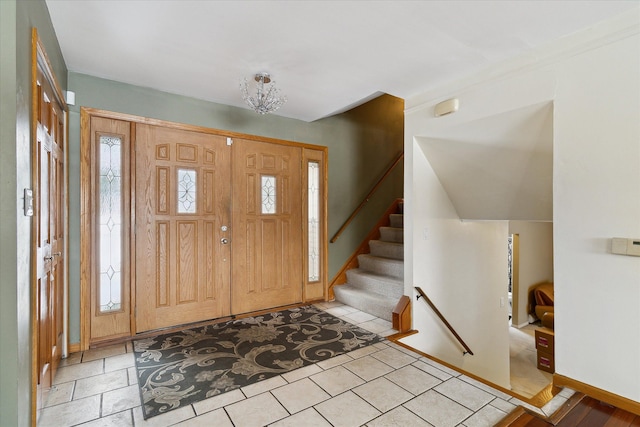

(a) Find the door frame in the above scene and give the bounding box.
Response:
[31,28,69,424]
[80,108,328,349]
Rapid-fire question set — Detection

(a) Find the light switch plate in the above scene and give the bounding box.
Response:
[627,239,640,256]
[612,237,640,257]
[612,238,627,255]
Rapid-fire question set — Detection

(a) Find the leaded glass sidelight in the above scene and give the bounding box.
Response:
[99,135,122,313]
[308,162,320,281]
[261,175,276,214]
[177,169,197,213]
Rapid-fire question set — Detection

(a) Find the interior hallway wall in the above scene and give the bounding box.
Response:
[404,11,639,402]
[401,140,511,388]
[0,1,68,426]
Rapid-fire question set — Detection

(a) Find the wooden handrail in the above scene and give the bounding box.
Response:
[330,152,404,243]
[414,286,474,356]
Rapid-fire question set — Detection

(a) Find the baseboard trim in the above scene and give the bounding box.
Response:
[553,374,640,415]
[391,334,561,408]
[495,392,587,427]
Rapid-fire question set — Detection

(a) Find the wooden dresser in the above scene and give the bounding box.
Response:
[535,327,555,373]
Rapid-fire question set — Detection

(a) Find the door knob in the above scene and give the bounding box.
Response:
[45,252,61,261]
[221,238,229,245]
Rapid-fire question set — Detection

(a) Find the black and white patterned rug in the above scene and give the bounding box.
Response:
[133,305,384,419]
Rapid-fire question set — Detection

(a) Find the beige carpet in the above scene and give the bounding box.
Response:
[509,324,553,398]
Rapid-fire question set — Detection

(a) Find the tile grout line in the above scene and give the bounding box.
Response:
[45,303,560,427]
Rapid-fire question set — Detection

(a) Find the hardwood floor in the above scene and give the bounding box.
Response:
[509,323,553,398]
[502,395,640,426]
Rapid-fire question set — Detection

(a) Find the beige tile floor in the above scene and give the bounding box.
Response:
[38,302,573,427]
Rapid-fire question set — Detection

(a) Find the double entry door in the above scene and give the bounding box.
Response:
[135,124,303,332]
[84,114,324,344]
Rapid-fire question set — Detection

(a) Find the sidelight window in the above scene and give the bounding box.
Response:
[98,135,123,312]
[308,162,320,281]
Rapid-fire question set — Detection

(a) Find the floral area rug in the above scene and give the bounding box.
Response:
[133,305,384,419]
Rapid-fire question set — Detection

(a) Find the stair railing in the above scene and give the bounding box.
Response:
[331,151,404,243]
[414,286,474,356]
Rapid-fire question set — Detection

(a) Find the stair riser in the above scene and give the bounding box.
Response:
[379,227,403,243]
[333,285,396,322]
[346,270,403,299]
[389,214,403,228]
[358,255,404,279]
[369,240,403,260]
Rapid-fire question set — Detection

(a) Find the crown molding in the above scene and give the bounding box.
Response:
[406,8,640,115]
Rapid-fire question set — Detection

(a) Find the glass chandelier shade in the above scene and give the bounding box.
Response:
[240,73,287,115]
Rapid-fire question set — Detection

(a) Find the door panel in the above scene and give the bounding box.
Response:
[231,139,303,314]
[88,117,132,341]
[135,125,231,332]
[50,102,65,374]
[34,62,66,414]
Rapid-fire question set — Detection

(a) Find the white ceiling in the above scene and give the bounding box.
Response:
[45,1,638,122]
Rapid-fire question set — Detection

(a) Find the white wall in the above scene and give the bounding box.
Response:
[404,11,640,401]
[402,131,511,388]
[509,221,554,327]
[553,31,640,401]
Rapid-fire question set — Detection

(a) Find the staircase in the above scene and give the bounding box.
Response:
[333,205,404,322]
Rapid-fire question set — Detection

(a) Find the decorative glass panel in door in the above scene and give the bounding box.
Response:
[308,162,320,281]
[177,169,197,213]
[99,135,122,313]
[261,175,276,214]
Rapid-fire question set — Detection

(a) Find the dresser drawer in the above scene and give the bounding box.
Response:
[535,328,555,353]
[537,351,555,373]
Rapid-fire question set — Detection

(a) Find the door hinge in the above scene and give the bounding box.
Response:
[227,137,233,146]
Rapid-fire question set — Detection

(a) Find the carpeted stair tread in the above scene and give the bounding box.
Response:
[333,284,397,322]
[346,268,404,299]
[357,254,404,279]
[334,202,405,322]
[379,226,403,243]
[369,239,403,260]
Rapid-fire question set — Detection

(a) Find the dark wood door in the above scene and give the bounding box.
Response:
[34,64,65,412]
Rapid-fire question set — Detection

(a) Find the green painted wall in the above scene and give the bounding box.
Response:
[67,74,403,345]
[0,1,67,425]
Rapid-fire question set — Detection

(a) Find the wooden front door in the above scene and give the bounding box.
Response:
[82,110,326,342]
[34,55,66,413]
[231,139,303,314]
[135,124,232,332]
